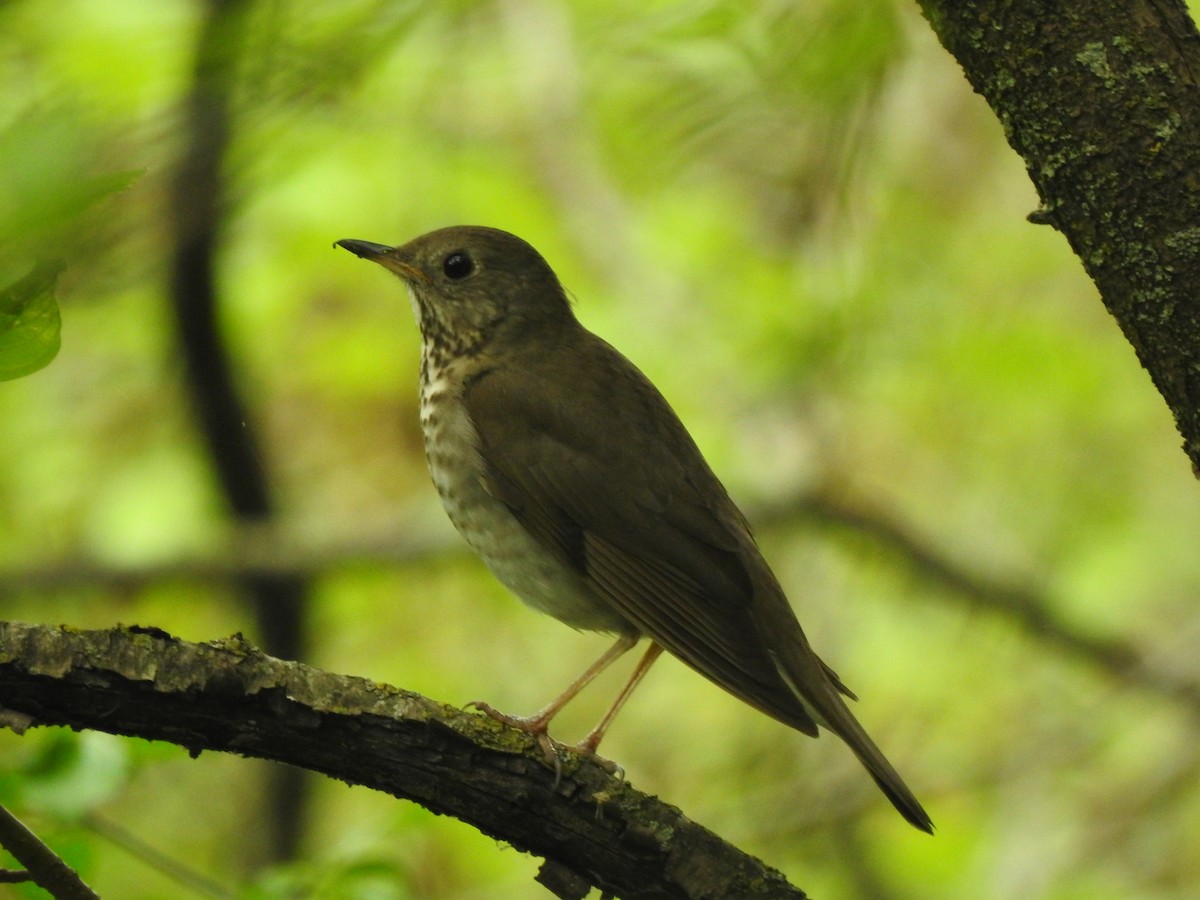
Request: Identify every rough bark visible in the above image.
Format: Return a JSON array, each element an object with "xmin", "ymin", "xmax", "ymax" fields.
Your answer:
[
  {"xmin": 0, "ymin": 622, "xmax": 806, "ymax": 900},
  {"xmin": 916, "ymin": 0, "xmax": 1200, "ymax": 473},
  {"xmin": 0, "ymin": 803, "xmax": 98, "ymax": 899}
]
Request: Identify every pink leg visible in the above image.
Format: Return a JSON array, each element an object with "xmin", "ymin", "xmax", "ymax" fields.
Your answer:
[
  {"xmin": 577, "ymin": 642, "xmax": 664, "ymax": 754},
  {"xmin": 470, "ymin": 633, "xmax": 638, "ymax": 735}
]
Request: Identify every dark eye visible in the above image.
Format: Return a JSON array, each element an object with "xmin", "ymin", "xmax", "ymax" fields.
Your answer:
[{"xmin": 442, "ymin": 251, "xmax": 475, "ymax": 280}]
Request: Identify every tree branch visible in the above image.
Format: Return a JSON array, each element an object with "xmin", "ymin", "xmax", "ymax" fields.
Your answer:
[
  {"xmin": 915, "ymin": 0, "xmax": 1200, "ymax": 472},
  {"xmin": 168, "ymin": 0, "xmax": 312, "ymax": 858},
  {"xmin": 0, "ymin": 802, "xmax": 98, "ymax": 900},
  {"xmin": 778, "ymin": 489, "xmax": 1200, "ymax": 713},
  {"xmin": 0, "ymin": 622, "xmax": 806, "ymax": 900},
  {"xmin": 5, "ymin": 476, "xmax": 1198, "ymax": 716}
]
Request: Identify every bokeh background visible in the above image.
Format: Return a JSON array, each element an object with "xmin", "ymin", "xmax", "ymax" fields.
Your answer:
[{"xmin": 3, "ymin": 0, "xmax": 1200, "ymax": 897}]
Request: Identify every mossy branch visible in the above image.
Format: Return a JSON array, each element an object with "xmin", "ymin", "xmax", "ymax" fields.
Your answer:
[{"xmin": 0, "ymin": 621, "xmax": 805, "ymax": 900}]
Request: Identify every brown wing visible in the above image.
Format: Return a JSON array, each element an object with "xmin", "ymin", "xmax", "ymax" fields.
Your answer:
[
  {"xmin": 465, "ymin": 330, "xmax": 934, "ymax": 832},
  {"xmin": 462, "ymin": 331, "xmax": 820, "ymax": 735}
]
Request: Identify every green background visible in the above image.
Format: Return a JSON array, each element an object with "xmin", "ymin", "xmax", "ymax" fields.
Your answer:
[{"xmin": 2, "ymin": 0, "xmax": 1199, "ymax": 897}]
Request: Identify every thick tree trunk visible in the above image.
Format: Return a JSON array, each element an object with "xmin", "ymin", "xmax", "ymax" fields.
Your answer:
[{"xmin": 917, "ymin": 0, "xmax": 1200, "ymax": 473}]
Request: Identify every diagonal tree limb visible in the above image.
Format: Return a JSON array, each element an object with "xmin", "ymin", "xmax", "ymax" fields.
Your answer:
[
  {"xmin": 914, "ymin": 0, "xmax": 1200, "ymax": 473},
  {"xmin": 0, "ymin": 622, "xmax": 807, "ymax": 900},
  {"xmin": 3, "ymin": 473, "xmax": 1198, "ymax": 717},
  {"xmin": 0, "ymin": 802, "xmax": 98, "ymax": 900},
  {"xmin": 784, "ymin": 488, "xmax": 1200, "ymax": 713}
]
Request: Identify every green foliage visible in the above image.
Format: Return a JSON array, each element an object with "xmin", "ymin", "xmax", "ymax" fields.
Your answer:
[
  {"xmin": 0, "ymin": 100, "xmax": 140, "ymax": 379},
  {"xmin": 3, "ymin": 731, "xmax": 130, "ymax": 818},
  {"xmin": 1, "ymin": 0, "xmax": 1198, "ymax": 897},
  {"xmin": 0, "ymin": 261, "xmax": 62, "ymax": 379}
]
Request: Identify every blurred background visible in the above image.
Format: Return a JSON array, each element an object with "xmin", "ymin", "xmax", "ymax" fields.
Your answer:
[{"xmin": 3, "ymin": 0, "xmax": 1200, "ymax": 897}]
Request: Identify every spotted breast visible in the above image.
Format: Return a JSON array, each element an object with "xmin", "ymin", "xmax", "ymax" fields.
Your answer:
[{"xmin": 418, "ymin": 349, "xmax": 630, "ymax": 633}]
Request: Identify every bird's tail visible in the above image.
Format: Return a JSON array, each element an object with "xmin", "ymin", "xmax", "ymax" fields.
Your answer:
[{"xmin": 769, "ymin": 646, "xmax": 934, "ymax": 834}]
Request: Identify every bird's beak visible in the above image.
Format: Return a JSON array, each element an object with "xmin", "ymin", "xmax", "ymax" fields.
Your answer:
[{"xmin": 335, "ymin": 239, "xmax": 427, "ymax": 283}]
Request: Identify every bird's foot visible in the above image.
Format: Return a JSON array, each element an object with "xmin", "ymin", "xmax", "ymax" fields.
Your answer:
[
  {"xmin": 573, "ymin": 743, "xmax": 624, "ymax": 781},
  {"xmin": 466, "ymin": 700, "xmax": 550, "ymax": 734},
  {"xmin": 466, "ymin": 701, "xmax": 624, "ymax": 783},
  {"xmin": 466, "ymin": 700, "xmax": 565, "ymax": 775},
  {"xmin": 570, "ymin": 733, "xmax": 624, "ymax": 779}
]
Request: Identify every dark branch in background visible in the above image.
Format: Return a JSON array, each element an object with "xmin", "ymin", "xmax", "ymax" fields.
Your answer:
[
  {"xmin": 783, "ymin": 489, "xmax": 1200, "ymax": 712},
  {"xmin": 6, "ymin": 485, "xmax": 1196, "ymax": 714},
  {"xmin": 82, "ymin": 814, "xmax": 232, "ymax": 899},
  {"xmin": 915, "ymin": 0, "xmax": 1200, "ymax": 473},
  {"xmin": 0, "ymin": 802, "xmax": 98, "ymax": 899},
  {"xmin": 0, "ymin": 623, "xmax": 807, "ymax": 900},
  {"xmin": 167, "ymin": 0, "xmax": 311, "ymax": 862}
]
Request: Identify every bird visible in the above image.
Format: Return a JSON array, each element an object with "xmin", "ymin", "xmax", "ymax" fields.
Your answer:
[{"xmin": 336, "ymin": 226, "xmax": 933, "ymax": 833}]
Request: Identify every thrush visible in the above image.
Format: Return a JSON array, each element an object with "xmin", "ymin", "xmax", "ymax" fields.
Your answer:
[{"xmin": 337, "ymin": 226, "xmax": 933, "ymax": 833}]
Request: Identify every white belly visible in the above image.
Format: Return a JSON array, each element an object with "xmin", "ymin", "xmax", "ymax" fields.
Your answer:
[{"xmin": 420, "ymin": 365, "xmax": 628, "ymax": 633}]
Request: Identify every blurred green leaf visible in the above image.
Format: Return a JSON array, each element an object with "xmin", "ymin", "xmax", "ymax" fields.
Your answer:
[
  {"xmin": 0, "ymin": 102, "xmax": 142, "ymax": 380},
  {"xmin": 0, "ymin": 260, "xmax": 63, "ymax": 380},
  {"xmin": 247, "ymin": 856, "xmax": 411, "ymax": 900},
  {"xmin": 7, "ymin": 731, "xmax": 130, "ymax": 818},
  {"xmin": 0, "ymin": 106, "xmax": 142, "ymax": 253}
]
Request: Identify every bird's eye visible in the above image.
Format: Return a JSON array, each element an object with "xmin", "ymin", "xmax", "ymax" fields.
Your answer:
[{"xmin": 442, "ymin": 251, "xmax": 475, "ymax": 280}]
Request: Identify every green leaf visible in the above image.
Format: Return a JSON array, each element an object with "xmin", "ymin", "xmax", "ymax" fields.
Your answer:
[{"xmin": 0, "ymin": 260, "xmax": 65, "ymax": 380}]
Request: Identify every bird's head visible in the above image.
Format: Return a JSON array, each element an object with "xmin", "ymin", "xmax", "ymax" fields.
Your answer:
[{"xmin": 337, "ymin": 225, "xmax": 575, "ymax": 358}]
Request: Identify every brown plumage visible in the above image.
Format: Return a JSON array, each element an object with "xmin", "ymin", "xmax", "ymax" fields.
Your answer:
[{"xmin": 337, "ymin": 226, "xmax": 933, "ymax": 833}]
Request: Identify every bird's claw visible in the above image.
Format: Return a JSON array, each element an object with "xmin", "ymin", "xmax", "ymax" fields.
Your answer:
[
  {"xmin": 466, "ymin": 699, "xmax": 540, "ymax": 730},
  {"xmin": 580, "ymin": 752, "xmax": 624, "ymax": 782},
  {"xmin": 466, "ymin": 700, "xmax": 564, "ymax": 772},
  {"xmin": 465, "ymin": 701, "xmax": 624, "ymax": 786}
]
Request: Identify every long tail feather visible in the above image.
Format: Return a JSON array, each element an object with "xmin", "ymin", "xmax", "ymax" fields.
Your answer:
[{"xmin": 769, "ymin": 648, "xmax": 933, "ymax": 833}]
